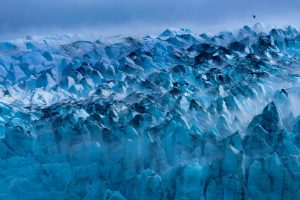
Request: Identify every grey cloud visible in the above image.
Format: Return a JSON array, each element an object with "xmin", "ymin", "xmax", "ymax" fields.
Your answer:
[{"xmin": 0, "ymin": 0, "xmax": 300, "ymax": 39}]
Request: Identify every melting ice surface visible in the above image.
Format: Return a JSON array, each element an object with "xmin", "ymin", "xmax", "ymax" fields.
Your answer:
[{"xmin": 1, "ymin": 25, "xmax": 300, "ymax": 199}]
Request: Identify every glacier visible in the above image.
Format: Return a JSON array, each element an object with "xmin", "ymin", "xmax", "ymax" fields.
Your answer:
[{"xmin": 1, "ymin": 25, "xmax": 300, "ymax": 199}]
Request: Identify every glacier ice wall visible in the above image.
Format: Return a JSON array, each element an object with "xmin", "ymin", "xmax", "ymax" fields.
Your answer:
[{"xmin": 1, "ymin": 26, "xmax": 300, "ymax": 199}]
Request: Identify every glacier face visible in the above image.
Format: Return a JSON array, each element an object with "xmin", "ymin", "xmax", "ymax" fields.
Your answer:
[{"xmin": 1, "ymin": 26, "xmax": 300, "ymax": 199}]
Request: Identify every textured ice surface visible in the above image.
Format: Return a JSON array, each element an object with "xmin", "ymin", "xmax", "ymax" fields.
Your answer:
[{"xmin": 1, "ymin": 25, "xmax": 300, "ymax": 199}]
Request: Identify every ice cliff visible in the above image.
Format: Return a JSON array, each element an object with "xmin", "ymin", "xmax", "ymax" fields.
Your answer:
[{"xmin": 1, "ymin": 25, "xmax": 300, "ymax": 199}]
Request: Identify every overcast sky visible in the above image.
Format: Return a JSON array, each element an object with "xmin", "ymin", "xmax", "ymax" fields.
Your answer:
[{"xmin": 1, "ymin": 0, "xmax": 300, "ymax": 39}]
